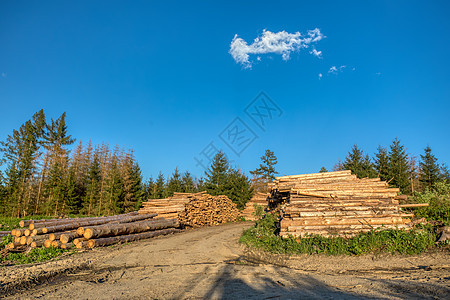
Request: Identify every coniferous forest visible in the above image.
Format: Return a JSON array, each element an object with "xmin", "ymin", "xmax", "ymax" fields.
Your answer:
[{"xmin": 0, "ymin": 110, "xmax": 448, "ymax": 218}]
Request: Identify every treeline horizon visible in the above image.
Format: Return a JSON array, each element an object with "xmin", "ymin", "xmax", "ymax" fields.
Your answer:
[{"xmin": 0, "ymin": 110, "xmax": 448, "ymax": 218}]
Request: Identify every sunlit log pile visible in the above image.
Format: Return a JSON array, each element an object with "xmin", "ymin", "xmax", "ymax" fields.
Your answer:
[
  {"xmin": 241, "ymin": 192, "xmax": 270, "ymax": 221},
  {"xmin": 3, "ymin": 212, "xmax": 180, "ymax": 251},
  {"xmin": 139, "ymin": 191, "xmax": 240, "ymax": 226},
  {"xmin": 269, "ymin": 170, "xmax": 426, "ymax": 238}
]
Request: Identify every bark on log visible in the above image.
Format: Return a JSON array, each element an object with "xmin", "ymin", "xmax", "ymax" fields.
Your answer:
[
  {"xmin": 27, "ymin": 211, "xmax": 138, "ymax": 230},
  {"xmin": 83, "ymin": 218, "xmax": 179, "ymax": 239},
  {"xmin": 41, "ymin": 213, "xmax": 156, "ymax": 234},
  {"xmin": 60, "ymin": 232, "xmax": 81, "ymax": 244},
  {"xmin": 87, "ymin": 228, "xmax": 180, "ymax": 248}
]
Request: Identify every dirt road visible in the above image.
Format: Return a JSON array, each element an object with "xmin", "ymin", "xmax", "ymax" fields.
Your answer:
[{"xmin": 1, "ymin": 222, "xmax": 449, "ymax": 299}]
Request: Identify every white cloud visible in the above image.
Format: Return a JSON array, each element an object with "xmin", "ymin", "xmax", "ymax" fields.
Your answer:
[
  {"xmin": 328, "ymin": 65, "xmax": 346, "ymax": 74},
  {"xmin": 318, "ymin": 73, "xmax": 323, "ymax": 79},
  {"xmin": 229, "ymin": 29, "xmax": 325, "ymax": 68}
]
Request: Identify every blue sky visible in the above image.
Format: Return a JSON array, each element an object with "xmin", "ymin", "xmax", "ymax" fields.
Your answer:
[{"xmin": 1, "ymin": 1, "xmax": 449, "ymax": 180}]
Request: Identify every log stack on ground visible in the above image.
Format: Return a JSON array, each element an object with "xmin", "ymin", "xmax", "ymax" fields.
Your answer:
[
  {"xmin": 138, "ymin": 191, "xmax": 207, "ymax": 219},
  {"xmin": 2, "ymin": 211, "xmax": 180, "ymax": 252},
  {"xmin": 269, "ymin": 170, "xmax": 426, "ymax": 238},
  {"xmin": 241, "ymin": 192, "xmax": 269, "ymax": 221},
  {"xmin": 139, "ymin": 191, "xmax": 240, "ymax": 226},
  {"xmin": 178, "ymin": 194, "xmax": 239, "ymax": 226}
]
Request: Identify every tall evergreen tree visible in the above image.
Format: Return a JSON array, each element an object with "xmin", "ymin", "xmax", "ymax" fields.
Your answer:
[
  {"xmin": 386, "ymin": 138, "xmax": 411, "ymax": 193},
  {"xmin": 250, "ymin": 149, "xmax": 278, "ymax": 181},
  {"xmin": 205, "ymin": 151, "xmax": 230, "ymax": 195},
  {"xmin": 83, "ymin": 152, "xmax": 101, "ymax": 215},
  {"xmin": 181, "ymin": 171, "xmax": 196, "ymax": 193},
  {"xmin": 374, "ymin": 145, "xmax": 390, "ymax": 181},
  {"xmin": 166, "ymin": 167, "xmax": 182, "ymax": 196},
  {"xmin": 146, "ymin": 176, "xmax": 156, "ymax": 199},
  {"xmin": 154, "ymin": 172, "xmax": 166, "ymax": 199},
  {"xmin": 343, "ymin": 145, "xmax": 376, "ymax": 178},
  {"xmin": 225, "ymin": 168, "xmax": 253, "ymax": 209},
  {"xmin": 420, "ymin": 146, "xmax": 440, "ymax": 190},
  {"xmin": 440, "ymin": 163, "xmax": 450, "ymax": 183}
]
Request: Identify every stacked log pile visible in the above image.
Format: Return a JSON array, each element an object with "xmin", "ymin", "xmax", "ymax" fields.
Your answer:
[
  {"xmin": 139, "ymin": 191, "xmax": 240, "ymax": 226},
  {"xmin": 270, "ymin": 170, "xmax": 421, "ymax": 238},
  {"xmin": 2, "ymin": 212, "xmax": 180, "ymax": 252},
  {"xmin": 178, "ymin": 194, "xmax": 239, "ymax": 226},
  {"xmin": 241, "ymin": 192, "xmax": 269, "ymax": 221},
  {"xmin": 138, "ymin": 191, "xmax": 206, "ymax": 219}
]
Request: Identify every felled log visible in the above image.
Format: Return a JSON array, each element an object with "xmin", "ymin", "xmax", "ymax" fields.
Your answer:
[
  {"xmin": 61, "ymin": 243, "xmax": 73, "ymax": 249},
  {"xmin": 83, "ymin": 218, "xmax": 179, "ymax": 239},
  {"xmin": 41, "ymin": 213, "xmax": 157, "ymax": 234},
  {"xmin": 87, "ymin": 228, "xmax": 181, "ymax": 248},
  {"xmin": 60, "ymin": 232, "xmax": 81, "ymax": 244},
  {"xmin": 27, "ymin": 211, "xmax": 140, "ymax": 230}
]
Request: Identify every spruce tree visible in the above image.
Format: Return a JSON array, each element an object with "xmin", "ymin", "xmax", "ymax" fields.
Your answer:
[
  {"xmin": 146, "ymin": 176, "xmax": 156, "ymax": 199},
  {"xmin": 319, "ymin": 167, "xmax": 328, "ymax": 173},
  {"xmin": 225, "ymin": 168, "xmax": 253, "ymax": 209},
  {"xmin": 420, "ymin": 146, "xmax": 440, "ymax": 190},
  {"xmin": 167, "ymin": 167, "xmax": 182, "ymax": 196},
  {"xmin": 83, "ymin": 152, "xmax": 101, "ymax": 215},
  {"xmin": 181, "ymin": 171, "xmax": 196, "ymax": 193},
  {"xmin": 386, "ymin": 138, "xmax": 411, "ymax": 193},
  {"xmin": 205, "ymin": 151, "xmax": 230, "ymax": 195},
  {"xmin": 155, "ymin": 172, "xmax": 166, "ymax": 199},
  {"xmin": 440, "ymin": 164, "xmax": 450, "ymax": 183},
  {"xmin": 250, "ymin": 149, "xmax": 278, "ymax": 181},
  {"xmin": 374, "ymin": 146, "xmax": 389, "ymax": 181},
  {"xmin": 343, "ymin": 145, "xmax": 376, "ymax": 178}
]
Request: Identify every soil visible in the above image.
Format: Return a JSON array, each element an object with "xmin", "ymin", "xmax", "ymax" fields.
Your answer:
[{"xmin": 1, "ymin": 222, "xmax": 449, "ymax": 299}]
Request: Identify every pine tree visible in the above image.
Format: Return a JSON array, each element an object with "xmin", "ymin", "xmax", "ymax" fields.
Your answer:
[
  {"xmin": 205, "ymin": 151, "xmax": 230, "ymax": 195},
  {"xmin": 343, "ymin": 145, "xmax": 376, "ymax": 178},
  {"xmin": 181, "ymin": 171, "xmax": 196, "ymax": 193},
  {"xmin": 332, "ymin": 158, "xmax": 344, "ymax": 171},
  {"xmin": 250, "ymin": 149, "xmax": 278, "ymax": 181},
  {"xmin": 167, "ymin": 167, "xmax": 182, "ymax": 196},
  {"xmin": 420, "ymin": 146, "xmax": 440, "ymax": 190},
  {"xmin": 386, "ymin": 138, "xmax": 411, "ymax": 194},
  {"xmin": 374, "ymin": 146, "xmax": 390, "ymax": 181},
  {"xmin": 319, "ymin": 167, "xmax": 328, "ymax": 173}
]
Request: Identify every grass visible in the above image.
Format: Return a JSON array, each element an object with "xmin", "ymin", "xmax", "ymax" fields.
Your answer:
[
  {"xmin": 240, "ymin": 208, "xmax": 441, "ymax": 256},
  {"xmin": 3, "ymin": 246, "xmax": 69, "ymax": 265}
]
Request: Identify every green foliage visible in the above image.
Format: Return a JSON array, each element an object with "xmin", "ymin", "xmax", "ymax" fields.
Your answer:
[
  {"xmin": 240, "ymin": 212, "xmax": 437, "ymax": 256},
  {"xmin": 387, "ymin": 138, "xmax": 411, "ymax": 194},
  {"xmin": 420, "ymin": 146, "xmax": 441, "ymax": 190},
  {"xmin": 250, "ymin": 149, "xmax": 279, "ymax": 181},
  {"xmin": 343, "ymin": 145, "xmax": 377, "ymax": 179},
  {"xmin": 0, "ymin": 234, "xmax": 14, "ymax": 248},
  {"xmin": 319, "ymin": 167, "xmax": 328, "ymax": 173},
  {"xmin": 3, "ymin": 247, "xmax": 67, "ymax": 265},
  {"xmin": 374, "ymin": 145, "xmax": 390, "ymax": 182},
  {"xmin": 205, "ymin": 151, "xmax": 230, "ymax": 195},
  {"xmin": 205, "ymin": 151, "xmax": 253, "ymax": 209},
  {"xmin": 166, "ymin": 167, "xmax": 182, "ymax": 196},
  {"xmin": 225, "ymin": 169, "xmax": 253, "ymax": 210},
  {"xmin": 413, "ymin": 182, "xmax": 450, "ymax": 225}
]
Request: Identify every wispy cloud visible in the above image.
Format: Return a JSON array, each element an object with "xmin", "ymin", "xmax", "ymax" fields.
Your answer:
[
  {"xmin": 229, "ymin": 29, "xmax": 325, "ymax": 68},
  {"xmin": 1, "ymin": 72, "xmax": 6, "ymax": 78},
  {"xmin": 318, "ymin": 73, "xmax": 323, "ymax": 80},
  {"xmin": 328, "ymin": 65, "xmax": 346, "ymax": 74}
]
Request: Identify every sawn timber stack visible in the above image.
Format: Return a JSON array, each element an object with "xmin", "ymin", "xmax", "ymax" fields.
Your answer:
[
  {"xmin": 241, "ymin": 192, "xmax": 269, "ymax": 221},
  {"xmin": 270, "ymin": 170, "xmax": 415, "ymax": 238}
]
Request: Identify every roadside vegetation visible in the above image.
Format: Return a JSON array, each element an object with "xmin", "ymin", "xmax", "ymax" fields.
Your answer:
[{"xmin": 240, "ymin": 206, "xmax": 444, "ymax": 255}]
